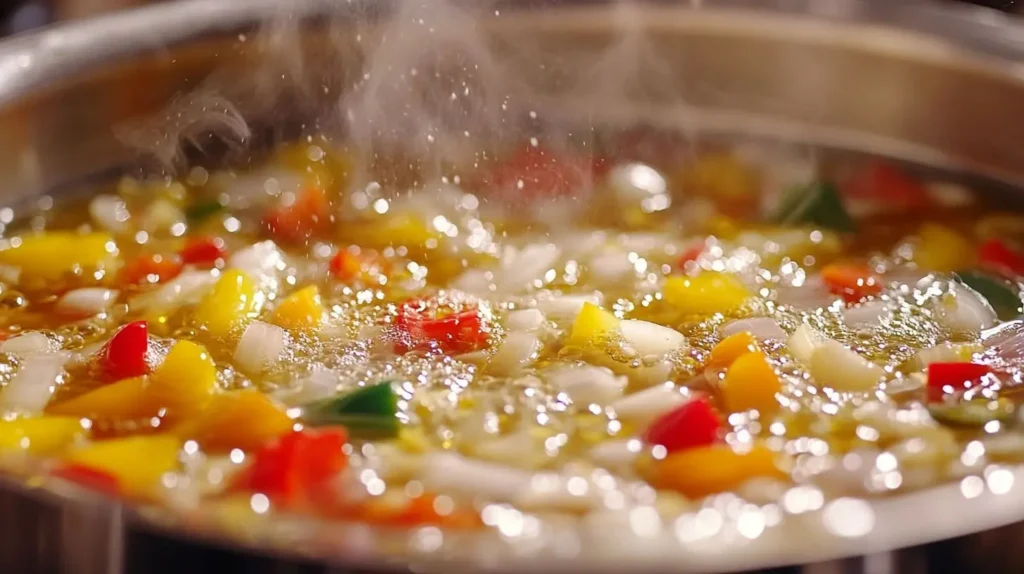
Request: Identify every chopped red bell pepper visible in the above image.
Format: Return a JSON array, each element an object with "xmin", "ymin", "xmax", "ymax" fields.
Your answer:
[
  {"xmin": 95, "ymin": 321, "xmax": 150, "ymax": 381},
  {"xmin": 263, "ymin": 186, "xmax": 330, "ymax": 244},
  {"xmin": 843, "ymin": 161, "xmax": 931, "ymax": 213},
  {"xmin": 926, "ymin": 362, "xmax": 994, "ymax": 403},
  {"xmin": 51, "ymin": 463, "xmax": 121, "ymax": 496},
  {"xmin": 978, "ymin": 238, "xmax": 1024, "ymax": 279},
  {"xmin": 676, "ymin": 244, "xmax": 705, "ymax": 270},
  {"xmin": 821, "ymin": 263, "xmax": 882, "ymax": 303},
  {"xmin": 329, "ymin": 249, "xmax": 370, "ymax": 282},
  {"xmin": 179, "ymin": 236, "xmax": 227, "ymax": 267},
  {"xmin": 393, "ymin": 299, "xmax": 490, "ymax": 355},
  {"xmin": 235, "ymin": 427, "xmax": 348, "ymax": 506},
  {"xmin": 118, "ymin": 254, "xmax": 183, "ymax": 286},
  {"xmin": 642, "ymin": 396, "xmax": 723, "ymax": 454},
  {"xmin": 485, "ymin": 145, "xmax": 600, "ymax": 201}
]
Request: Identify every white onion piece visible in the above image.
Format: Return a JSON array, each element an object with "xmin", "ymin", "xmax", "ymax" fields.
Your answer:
[
  {"xmin": 1, "ymin": 332, "xmax": 57, "ymax": 355},
  {"xmin": 506, "ymin": 309, "xmax": 546, "ymax": 332},
  {"xmin": 788, "ymin": 323, "xmax": 828, "ymax": 365},
  {"xmin": 933, "ymin": 283, "xmax": 997, "ymax": 335},
  {"xmin": 420, "ymin": 452, "xmax": 533, "ymax": 502},
  {"xmin": 473, "ymin": 428, "xmax": 544, "ymax": 469},
  {"xmin": 589, "ymin": 438, "xmax": 643, "ymax": 469},
  {"xmin": 276, "ymin": 367, "xmax": 340, "ymax": 406},
  {"xmin": 534, "ymin": 292, "xmax": 602, "ymax": 321},
  {"xmin": 610, "ymin": 382, "xmax": 688, "ymax": 422},
  {"xmin": 983, "ymin": 320, "xmax": 1024, "ymax": 362},
  {"xmin": 548, "ymin": 365, "xmax": 627, "ymax": 405},
  {"xmin": 130, "ymin": 269, "xmax": 217, "ymax": 311},
  {"xmin": 587, "ymin": 250, "xmax": 635, "ymax": 284},
  {"xmin": 57, "ymin": 288, "xmax": 119, "ymax": 316},
  {"xmin": 721, "ymin": 317, "xmax": 786, "ymax": 340},
  {"xmin": 89, "ymin": 194, "xmax": 130, "ymax": 233},
  {"xmin": 488, "ymin": 332, "xmax": 542, "ymax": 377},
  {"xmin": 775, "ymin": 274, "xmax": 838, "ymax": 310},
  {"xmin": 233, "ymin": 320, "xmax": 286, "ymax": 375},
  {"xmin": 1, "ymin": 352, "xmax": 71, "ymax": 413},
  {"xmin": 911, "ymin": 342, "xmax": 979, "ymax": 369},
  {"xmin": 619, "ymin": 320, "xmax": 685, "ymax": 357},
  {"xmin": 227, "ymin": 240, "xmax": 284, "ymax": 282},
  {"xmin": 809, "ymin": 340, "xmax": 884, "ymax": 392},
  {"xmin": 497, "ymin": 243, "xmax": 561, "ymax": 291},
  {"xmin": 842, "ymin": 300, "xmax": 889, "ymax": 328}
]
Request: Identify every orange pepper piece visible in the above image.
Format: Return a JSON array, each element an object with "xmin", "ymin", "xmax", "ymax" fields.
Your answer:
[{"xmin": 643, "ymin": 443, "xmax": 785, "ymax": 499}]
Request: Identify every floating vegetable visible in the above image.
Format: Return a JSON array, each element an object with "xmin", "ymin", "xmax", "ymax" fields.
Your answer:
[
  {"xmin": 302, "ymin": 383, "xmax": 399, "ymax": 438},
  {"xmin": 642, "ymin": 443, "xmax": 784, "ymax": 499},
  {"xmin": 926, "ymin": 362, "xmax": 994, "ymax": 403},
  {"xmin": 394, "ymin": 299, "xmax": 490, "ymax": 355},
  {"xmin": 773, "ymin": 182, "xmax": 854, "ymax": 233},
  {"xmin": 642, "ymin": 397, "xmax": 723, "ymax": 454},
  {"xmin": 62, "ymin": 435, "xmax": 181, "ymax": 497},
  {"xmin": 233, "ymin": 427, "xmax": 348, "ymax": 506},
  {"xmin": 821, "ymin": 262, "xmax": 882, "ymax": 303},
  {"xmin": 94, "ymin": 321, "xmax": 150, "ymax": 381},
  {"xmin": 663, "ymin": 272, "xmax": 752, "ymax": 316},
  {"xmin": 179, "ymin": 236, "xmax": 227, "ymax": 267},
  {"xmin": 954, "ymin": 271, "xmax": 1022, "ymax": 321},
  {"xmin": 0, "ymin": 232, "xmax": 116, "ymax": 282}
]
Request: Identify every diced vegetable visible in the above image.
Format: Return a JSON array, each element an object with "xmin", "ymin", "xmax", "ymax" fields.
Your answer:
[
  {"xmin": 506, "ymin": 309, "xmax": 546, "ymax": 332},
  {"xmin": 394, "ymin": 299, "xmax": 490, "ymax": 355},
  {"xmin": 809, "ymin": 340, "xmax": 884, "ymax": 392},
  {"xmin": 954, "ymin": 271, "xmax": 1022, "ymax": 321},
  {"xmin": 184, "ymin": 198, "xmax": 225, "ymax": 224},
  {"xmin": 89, "ymin": 195, "xmax": 130, "ymax": 234},
  {"xmin": 821, "ymin": 263, "xmax": 882, "ymax": 303},
  {"xmin": 642, "ymin": 444, "xmax": 784, "ymax": 499},
  {"xmin": 485, "ymin": 145, "xmax": 595, "ymax": 199},
  {"xmin": 843, "ymin": 161, "xmax": 930, "ymax": 215},
  {"xmin": 179, "ymin": 236, "xmax": 227, "ymax": 267},
  {"xmin": 0, "ymin": 416, "xmax": 86, "ymax": 455},
  {"xmin": 56, "ymin": 288, "xmax": 120, "ymax": 317},
  {"xmin": 302, "ymin": 383, "xmax": 399, "ymax": 438},
  {"xmin": 548, "ymin": 365, "xmax": 627, "ymax": 406},
  {"xmin": 233, "ymin": 320, "xmax": 287, "ymax": 375},
  {"xmin": 173, "ymin": 391, "xmax": 294, "ymax": 453},
  {"xmin": 610, "ymin": 383, "xmax": 688, "ymax": 422},
  {"xmin": 50, "ymin": 463, "xmax": 121, "ymax": 496},
  {"xmin": 773, "ymin": 182, "xmax": 854, "ymax": 233},
  {"xmin": 928, "ymin": 398, "xmax": 1014, "ymax": 428},
  {"xmin": 721, "ymin": 318, "xmax": 785, "ymax": 341},
  {"xmin": 663, "ymin": 272, "xmax": 752, "ymax": 316},
  {"xmin": 788, "ymin": 323, "xmax": 827, "ymax": 365},
  {"xmin": 642, "ymin": 397, "xmax": 723, "ymax": 454},
  {"xmin": 95, "ymin": 321, "xmax": 150, "ymax": 381},
  {"xmin": 118, "ymin": 254, "xmax": 183, "ymax": 286},
  {"xmin": 721, "ymin": 352, "xmax": 782, "ymax": 415},
  {"xmin": 63, "ymin": 435, "xmax": 181, "ymax": 497},
  {"xmin": 0, "ymin": 232, "xmax": 116, "ymax": 282},
  {"xmin": 488, "ymin": 331, "xmax": 542, "ymax": 376},
  {"xmin": 680, "ymin": 153, "xmax": 759, "ymax": 217},
  {"xmin": 915, "ymin": 224, "xmax": 974, "ymax": 272},
  {"xmin": 926, "ymin": 362, "xmax": 994, "ymax": 403},
  {"xmin": 193, "ymin": 269, "xmax": 262, "ymax": 341},
  {"xmin": 350, "ymin": 492, "xmax": 481, "ymax": 528},
  {"xmin": 329, "ymin": 249, "xmax": 373, "ymax": 282},
  {"xmin": 1, "ymin": 332, "xmax": 56, "ymax": 355},
  {"xmin": 567, "ymin": 302, "xmax": 620, "ymax": 348},
  {"xmin": 270, "ymin": 285, "xmax": 325, "ymax": 333},
  {"xmin": 619, "ymin": 320, "xmax": 686, "ymax": 356},
  {"xmin": 675, "ymin": 243, "xmax": 705, "ymax": 270},
  {"xmin": 263, "ymin": 186, "xmax": 330, "ymax": 244},
  {"xmin": 707, "ymin": 332, "xmax": 759, "ymax": 371},
  {"xmin": 233, "ymin": 427, "xmax": 348, "ymax": 506},
  {"xmin": 909, "ymin": 342, "xmax": 982, "ymax": 371},
  {"xmin": 1, "ymin": 353, "xmax": 71, "ymax": 414},
  {"xmin": 47, "ymin": 376, "xmax": 153, "ymax": 421},
  {"xmin": 977, "ymin": 238, "xmax": 1024, "ymax": 279},
  {"xmin": 146, "ymin": 340, "xmax": 218, "ymax": 421}
]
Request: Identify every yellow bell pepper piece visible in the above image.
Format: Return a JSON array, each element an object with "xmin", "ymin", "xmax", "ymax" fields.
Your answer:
[
  {"xmin": 193, "ymin": 269, "xmax": 261, "ymax": 341},
  {"xmin": 707, "ymin": 332, "xmax": 759, "ymax": 371},
  {"xmin": 147, "ymin": 340, "xmax": 218, "ymax": 422},
  {"xmin": 915, "ymin": 223, "xmax": 975, "ymax": 272},
  {"xmin": 568, "ymin": 302, "xmax": 620, "ymax": 348},
  {"xmin": 47, "ymin": 377, "xmax": 154, "ymax": 421},
  {"xmin": 0, "ymin": 232, "xmax": 116, "ymax": 282},
  {"xmin": 721, "ymin": 351, "xmax": 782, "ymax": 416},
  {"xmin": 663, "ymin": 272, "xmax": 752, "ymax": 316},
  {"xmin": 172, "ymin": 391, "xmax": 293, "ymax": 453},
  {"xmin": 271, "ymin": 285, "xmax": 324, "ymax": 333},
  {"xmin": 0, "ymin": 417, "xmax": 86, "ymax": 455},
  {"xmin": 642, "ymin": 443, "xmax": 784, "ymax": 499},
  {"xmin": 64, "ymin": 435, "xmax": 182, "ymax": 496}
]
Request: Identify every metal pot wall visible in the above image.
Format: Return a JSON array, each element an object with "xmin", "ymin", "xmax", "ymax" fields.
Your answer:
[{"xmin": 2, "ymin": 0, "xmax": 1024, "ymax": 572}]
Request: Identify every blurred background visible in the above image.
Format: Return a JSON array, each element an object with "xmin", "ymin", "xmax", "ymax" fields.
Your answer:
[{"xmin": 0, "ymin": 0, "xmax": 1020, "ymax": 36}]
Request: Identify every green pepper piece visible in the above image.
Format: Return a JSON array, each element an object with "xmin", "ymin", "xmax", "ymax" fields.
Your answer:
[
  {"xmin": 773, "ymin": 182, "xmax": 856, "ymax": 233},
  {"xmin": 954, "ymin": 270, "xmax": 1023, "ymax": 321},
  {"xmin": 302, "ymin": 382, "xmax": 400, "ymax": 438},
  {"xmin": 928, "ymin": 398, "xmax": 1015, "ymax": 428},
  {"xmin": 185, "ymin": 199, "xmax": 225, "ymax": 224}
]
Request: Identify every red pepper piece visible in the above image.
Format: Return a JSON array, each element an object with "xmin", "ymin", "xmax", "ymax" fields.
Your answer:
[
  {"xmin": 118, "ymin": 254, "xmax": 183, "ymax": 286},
  {"xmin": 676, "ymin": 244, "xmax": 705, "ymax": 270},
  {"xmin": 926, "ymin": 362, "xmax": 994, "ymax": 403},
  {"xmin": 393, "ymin": 299, "xmax": 490, "ymax": 355},
  {"xmin": 822, "ymin": 263, "xmax": 882, "ymax": 304},
  {"xmin": 180, "ymin": 236, "xmax": 227, "ymax": 267},
  {"xmin": 844, "ymin": 161, "xmax": 931, "ymax": 213},
  {"xmin": 329, "ymin": 249, "xmax": 366, "ymax": 282},
  {"xmin": 642, "ymin": 396, "xmax": 724, "ymax": 454},
  {"xmin": 263, "ymin": 186, "xmax": 330, "ymax": 245},
  {"xmin": 485, "ymin": 146, "xmax": 598, "ymax": 201},
  {"xmin": 978, "ymin": 238, "xmax": 1024, "ymax": 279},
  {"xmin": 51, "ymin": 463, "xmax": 121, "ymax": 496},
  {"xmin": 235, "ymin": 427, "xmax": 348, "ymax": 506},
  {"xmin": 95, "ymin": 321, "xmax": 150, "ymax": 381}
]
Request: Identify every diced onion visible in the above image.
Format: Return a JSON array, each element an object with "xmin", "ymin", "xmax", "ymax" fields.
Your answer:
[
  {"xmin": 842, "ymin": 300, "xmax": 889, "ymax": 328},
  {"xmin": 610, "ymin": 382, "xmax": 688, "ymax": 422},
  {"xmin": 130, "ymin": 269, "xmax": 217, "ymax": 311},
  {"xmin": 276, "ymin": 367, "xmax": 340, "ymax": 406},
  {"xmin": 488, "ymin": 332, "xmax": 542, "ymax": 377},
  {"xmin": 472, "ymin": 428, "xmax": 545, "ymax": 469},
  {"xmin": 451, "ymin": 269, "xmax": 493, "ymax": 296},
  {"xmin": 56, "ymin": 288, "xmax": 119, "ymax": 316},
  {"xmin": 227, "ymin": 240, "xmax": 284, "ymax": 282},
  {"xmin": 809, "ymin": 340, "xmax": 884, "ymax": 392},
  {"xmin": 788, "ymin": 323, "xmax": 827, "ymax": 365},
  {"xmin": 233, "ymin": 320, "xmax": 286, "ymax": 375},
  {"xmin": 534, "ymin": 292, "xmax": 602, "ymax": 322},
  {"xmin": 506, "ymin": 309, "xmax": 546, "ymax": 332},
  {"xmin": 548, "ymin": 365, "xmax": 627, "ymax": 406},
  {"xmin": 89, "ymin": 194, "xmax": 130, "ymax": 233},
  {"xmin": 1, "ymin": 352, "xmax": 71, "ymax": 414},
  {"xmin": 933, "ymin": 283, "xmax": 997, "ymax": 335},
  {"xmin": 910, "ymin": 342, "xmax": 980, "ymax": 369},
  {"xmin": 983, "ymin": 320, "xmax": 1024, "ymax": 362},
  {"xmin": 497, "ymin": 243, "xmax": 561, "ymax": 291},
  {"xmin": 589, "ymin": 438, "xmax": 642, "ymax": 469},
  {"xmin": 619, "ymin": 319, "xmax": 685, "ymax": 357},
  {"xmin": 1, "ymin": 332, "xmax": 57, "ymax": 355},
  {"xmin": 587, "ymin": 250, "xmax": 636, "ymax": 284},
  {"xmin": 721, "ymin": 317, "xmax": 786, "ymax": 340}
]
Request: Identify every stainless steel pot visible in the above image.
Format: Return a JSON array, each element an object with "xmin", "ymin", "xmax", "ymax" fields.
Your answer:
[{"xmin": 4, "ymin": 1, "xmax": 1024, "ymax": 572}]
